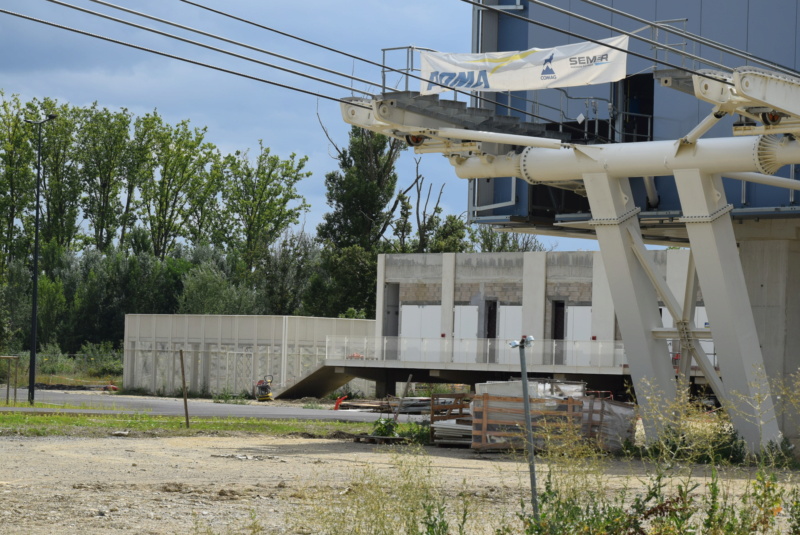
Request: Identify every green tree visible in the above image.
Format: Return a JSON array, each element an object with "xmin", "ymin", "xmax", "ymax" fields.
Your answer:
[
  {"xmin": 76, "ymin": 103, "xmax": 131, "ymax": 252},
  {"xmin": 317, "ymin": 127, "xmax": 405, "ymax": 249},
  {"xmin": 0, "ymin": 92, "xmax": 35, "ymax": 275},
  {"xmin": 470, "ymin": 224, "xmax": 548, "ymax": 252},
  {"xmin": 178, "ymin": 264, "xmax": 256, "ymax": 315},
  {"xmin": 430, "ymin": 214, "xmax": 472, "ymax": 252},
  {"xmin": 30, "ymin": 98, "xmax": 82, "ymax": 250},
  {"xmin": 118, "ymin": 114, "xmax": 158, "ymax": 253},
  {"xmin": 307, "ymin": 127, "xmax": 410, "ymax": 318},
  {"xmin": 137, "ymin": 116, "xmax": 217, "ymax": 259},
  {"xmin": 36, "ymin": 275, "xmax": 66, "ymax": 346},
  {"xmin": 184, "ymin": 152, "xmax": 224, "ymax": 248},
  {"xmin": 254, "ymin": 229, "xmax": 320, "ymax": 315},
  {"xmin": 302, "ymin": 245, "xmax": 377, "ymax": 318},
  {"xmin": 222, "ymin": 142, "xmax": 310, "ymax": 273},
  {"xmin": 1, "ymin": 258, "xmax": 31, "ymax": 351}
]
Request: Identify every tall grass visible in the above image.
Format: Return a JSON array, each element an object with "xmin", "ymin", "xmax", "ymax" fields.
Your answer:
[{"xmin": 295, "ymin": 383, "xmax": 800, "ymax": 534}]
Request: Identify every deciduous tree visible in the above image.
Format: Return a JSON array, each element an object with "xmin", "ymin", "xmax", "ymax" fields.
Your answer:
[
  {"xmin": 137, "ymin": 116, "xmax": 216, "ymax": 259},
  {"xmin": 76, "ymin": 103, "xmax": 131, "ymax": 252},
  {"xmin": 222, "ymin": 142, "xmax": 310, "ymax": 273},
  {"xmin": 0, "ymin": 92, "xmax": 35, "ymax": 274}
]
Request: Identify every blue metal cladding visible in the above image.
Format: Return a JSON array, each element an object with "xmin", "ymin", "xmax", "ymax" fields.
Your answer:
[{"xmin": 488, "ymin": 0, "xmax": 800, "ymax": 217}]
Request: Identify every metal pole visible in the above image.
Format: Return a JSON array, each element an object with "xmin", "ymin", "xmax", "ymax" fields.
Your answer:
[
  {"xmin": 24, "ymin": 115, "xmax": 56, "ymax": 404},
  {"xmin": 517, "ymin": 335, "xmax": 539, "ymax": 521},
  {"xmin": 180, "ymin": 350, "xmax": 190, "ymax": 428},
  {"xmin": 5, "ymin": 358, "xmax": 10, "ymax": 405}
]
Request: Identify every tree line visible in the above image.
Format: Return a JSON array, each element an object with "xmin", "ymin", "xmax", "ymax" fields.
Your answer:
[{"xmin": 0, "ymin": 92, "xmax": 545, "ymax": 354}]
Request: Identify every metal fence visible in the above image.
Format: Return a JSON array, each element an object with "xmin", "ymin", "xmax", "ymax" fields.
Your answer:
[{"xmin": 326, "ymin": 336, "xmax": 627, "ymax": 371}]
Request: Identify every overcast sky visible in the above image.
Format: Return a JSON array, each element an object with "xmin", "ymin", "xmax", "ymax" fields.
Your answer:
[{"xmin": 1, "ymin": 0, "xmax": 599, "ymax": 251}]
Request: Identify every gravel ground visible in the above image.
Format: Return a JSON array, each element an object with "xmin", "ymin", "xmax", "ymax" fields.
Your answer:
[{"xmin": 0, "ymin": 434, "xmax": 534, "ymax": 534}]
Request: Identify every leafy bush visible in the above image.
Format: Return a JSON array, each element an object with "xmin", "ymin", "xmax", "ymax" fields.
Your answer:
[
  {"xmin": 397, "ymin": 421, "xmax": 431, "ymax": 445},
  {"xmin": 372, "ymin": 417, "xmax": 398, "ymax": 437},
  {"xmin": 38, "ymin": 343, "xmax": 76, "ymax": 375},
  {"xmin": 212, "ymin": 389, "xmax": 250, "ymax": 404},
  {"xmin": 76, "ymin": 341, "xmax": 123, "ymax": 378}
]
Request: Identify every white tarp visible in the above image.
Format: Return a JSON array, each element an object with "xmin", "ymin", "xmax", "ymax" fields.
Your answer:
[{"xmin": 420, "ymin": 35, "xmax": 628, "ymax": 95}]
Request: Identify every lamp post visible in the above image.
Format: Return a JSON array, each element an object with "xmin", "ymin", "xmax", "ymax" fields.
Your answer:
[
  {"xmin": 510, "ymin": 335, "xmax": 539, "ymax": 521},
  {"xmin": 25, "ymin": 113, "xmax": 57, "ymax": 405}
]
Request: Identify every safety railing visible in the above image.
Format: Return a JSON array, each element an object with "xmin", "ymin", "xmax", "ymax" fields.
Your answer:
[{"xmin": 326, "ymin": 336, "xmax": 627, "ymax": 370}]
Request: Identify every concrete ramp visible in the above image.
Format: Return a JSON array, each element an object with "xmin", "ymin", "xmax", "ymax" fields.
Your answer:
[{"xmin": 275, "ymin": 365, "xmax": 355, "ymax": 399}]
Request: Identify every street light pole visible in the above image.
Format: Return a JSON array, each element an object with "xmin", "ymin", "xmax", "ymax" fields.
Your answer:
[{"xmin": 25, "ymin": 113, "xmax": 57, "ymax": 405}]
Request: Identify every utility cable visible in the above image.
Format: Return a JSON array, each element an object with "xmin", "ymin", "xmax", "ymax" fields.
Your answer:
[
  {"xmin": 17, "ymin": 1, "xmax": 611, "ymax": 141},
  {"xmin": 0, "ymin": 9, "xmax": 371, "ymax": 109},
  {"xmin": 527, "ymin": 0, "xmax": 732, "ymax": 73},
  {"xmin": 575, "ymin": 0, "xmax": 800, "ymax": 78},
  {"xmin": 81, "ymin": 0, "xmax": 381, "ymax": 92},
  {"xmin": 460, "ymin": 0, "xmax": 734, "ymax": 86},
  {"xmin": 178, "ymin": 0, "xmax": 608, "ymax": 140},
  {"xmin": 43, "ymin": 0, "xmax": 374, "ymax": 98},
  {"xmin": 61, "ymin": 0, "xmax": 560, "ymax": 133}
]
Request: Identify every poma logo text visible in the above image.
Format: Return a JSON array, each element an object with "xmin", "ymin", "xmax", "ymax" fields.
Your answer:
[
  {"xmin": 569, "ymin": 54, "xmax": 610, "ymax": 67},
  {"xmin": 427, "ymin": 70, "xmax": 490, "ymax": 91}
]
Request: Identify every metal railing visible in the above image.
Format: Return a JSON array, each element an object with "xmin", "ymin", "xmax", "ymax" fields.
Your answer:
[{"xmin": 326, "ymin": 336, "xmax": 627, "ymax": 370}]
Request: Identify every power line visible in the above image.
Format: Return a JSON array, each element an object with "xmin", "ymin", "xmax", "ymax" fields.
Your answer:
[
  {"xmin": 48, "ymin": 0, "xmax": 559, "ymax": 135},
  {"xmin": 82, "ymin": 0, "xmax": 381, "ymax": 92},
  {"xmin": 575, "ymin": 0, "xmax": 800, "ymax": 78},
  {"xmin": 44, "ymin": 0, "xmax": 375, "ymax": 98},
  {"xmin": 527, "ymin": 0, "xmax": 732, "ymax": 73},
  {"xmin": 0, "ymin": 8, "xmax": 371, "ymax": 110},
  {"xmin": 177, "ymin": 0, "xmax": 607, "ymax": 139},
  {"xmin": 179, "ymin": 0, "xmax": 397, "ymax": 81},
  {"xmin": 460, "ymin": 0, "xmax": 734, "ymax": 86}
]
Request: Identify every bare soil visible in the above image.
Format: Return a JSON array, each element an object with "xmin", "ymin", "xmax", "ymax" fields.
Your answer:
[{"xmin": 0, "ymin": 434, "xmax": 540, "ymax": 534}]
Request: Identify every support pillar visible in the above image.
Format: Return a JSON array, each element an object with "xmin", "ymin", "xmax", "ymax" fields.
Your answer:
[
  {"xmin": 674, "ymin": 168, "xmax": 781, "ymax": 450},
  {"xmin": 740, "ymin": 239, "xmax": 800, "ymax": 448},
  {"xmin": 582, "ymin": 173, "xmax": 677, "ymax": 440}
]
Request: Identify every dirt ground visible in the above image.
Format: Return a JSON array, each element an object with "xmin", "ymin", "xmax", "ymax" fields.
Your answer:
[
  {"xmin": 0, "ymin": 433, "xmax": 546, "ymax": 534},
  {"xmin": 0, "ymin": 426, "xmax": 793, "ymax": 533}
]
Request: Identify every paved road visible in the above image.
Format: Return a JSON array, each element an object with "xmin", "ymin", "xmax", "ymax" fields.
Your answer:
[{"xmin": 0, "ymin": 388, "xmax": 419, "ymax": 423}]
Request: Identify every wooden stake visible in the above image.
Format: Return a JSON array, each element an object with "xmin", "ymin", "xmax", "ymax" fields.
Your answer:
[{"xmin": 179, "ymin": 349, "xmax": 190, "ymax": 429}]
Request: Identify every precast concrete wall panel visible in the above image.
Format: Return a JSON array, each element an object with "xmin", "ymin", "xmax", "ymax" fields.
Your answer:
[{"xmin": 124, "ymin": 314, "xmax": 373, "ymax": 395}]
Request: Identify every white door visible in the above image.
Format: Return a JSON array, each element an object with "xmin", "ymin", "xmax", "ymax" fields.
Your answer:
[{"xmin": 453, "ymin": 305, "xmax": 479, "ymax": 363}]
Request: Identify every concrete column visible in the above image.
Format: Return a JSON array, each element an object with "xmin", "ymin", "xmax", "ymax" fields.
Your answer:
[
  {"xmin": 740, "ymin": 239, "xmax": 800, "ymax": 446},
  {"xmin": 522, "ymin": 251, "xmax": 547, "ymax": 340},
  {"xmin": 441, "ymin": 253, "xmax": 457, "ymax": 363},
  {"xmin": 375, "ymin": 254, "xmax": 386, "ymax": 339},
  {"xmin": 441, "ymin": 253, "xmax": 456, "ymax": 338},
  {"xmin": 375, "ymin": 373, "xmax": 397, "ymax": 398}
]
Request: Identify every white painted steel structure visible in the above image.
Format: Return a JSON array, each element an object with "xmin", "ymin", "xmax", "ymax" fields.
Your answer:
[{"xmin": 341, "ymin": 67, "xmax": 800, "ymax": 450}]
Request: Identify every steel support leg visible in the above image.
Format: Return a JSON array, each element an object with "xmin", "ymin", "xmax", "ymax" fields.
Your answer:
[
  {"xmin": 674, "ymin": 168, "xmax": 781, "ymax": 450},
  {"xmin": 582, "ymin": 173, "xmax": 677, "ymax": 440}
]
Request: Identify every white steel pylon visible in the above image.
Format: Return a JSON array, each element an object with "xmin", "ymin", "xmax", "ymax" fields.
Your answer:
[
  {"xmin": 340, "ymin": 66, "xmax": 800, "ymax": 451},
  {"xmin": 581, "ymin": 172, "xmax": 677, "ymax": 442}
]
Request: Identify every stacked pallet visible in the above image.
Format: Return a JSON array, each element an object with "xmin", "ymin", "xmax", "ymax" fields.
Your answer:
[
  {"xmin": 429, "ymin": 394, "xmax": 472, "ymax": 446},
  {"xmin": 470, "ymin": 393, "xmax": 584, "ymax": 451}
]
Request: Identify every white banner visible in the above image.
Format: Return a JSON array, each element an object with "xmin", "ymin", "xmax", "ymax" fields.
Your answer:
[{"xmin": 420, "ymin": 35, "xmax": 629, "ymax": 95}]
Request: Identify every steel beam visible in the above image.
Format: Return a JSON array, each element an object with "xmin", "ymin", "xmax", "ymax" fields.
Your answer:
[
  {"xmin": 674, "ymin": 168, "xmax": 782, "ymax": 450},
  {"xmin": 582, "ymin": 172, "xmax": 677, "ymax": 440}
]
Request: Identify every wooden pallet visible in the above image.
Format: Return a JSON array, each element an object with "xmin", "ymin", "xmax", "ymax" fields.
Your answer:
[
  {"xmin": 471, "ymin": 393, "xmax": 583, "ymax": 451},
  {"xmin": 429, "ymin": 393, "xmax": 471, "ymax": 444}
]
